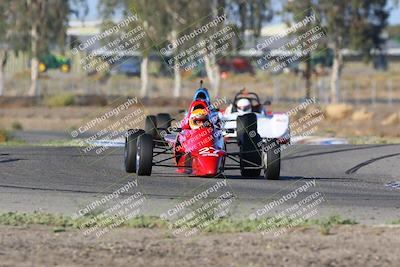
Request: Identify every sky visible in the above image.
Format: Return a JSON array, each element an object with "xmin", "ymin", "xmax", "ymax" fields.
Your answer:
[
  {"xmin": 76, "ymin": 0, "xmax": 400, "ymax": 25},
  {"xmin": 389, "ymin": 6, "xmax": 400, "ymax": 24}
]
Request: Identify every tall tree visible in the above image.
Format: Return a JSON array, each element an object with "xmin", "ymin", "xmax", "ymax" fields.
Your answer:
[
  {"xmin": 99, "ymin": 0, "xmax": 168, "ymax": 98},
  {"xmin": 227, "ymin": 0, "xmax": 273, "ymax": 96},
  {"xmin": 0, "ymin": 1, "xmax": 11, "ymax": 96},
  {"xmin": 162, "ymin": 0, "xmax": 191, "ymax": 98},
  {"xmin": 26, "ymin": 0, "xmax": 71, "ymax": 96},
  {"xmin": 0, "ymin": 1, "xmax": 30, "ymax": 96},
  {"xmin": 203, "ymin": 0, "xmax": 225, "ymax": 97},
  {"xmin": 285, "ymin": 0, "xmax": 317, "ymax": 100},
  {"xmin": 128, "ymin": 0, "xmax": 168, "ymax": 98},
  {"xmin": 318, "ymin": 0, "xmax": 389, "ymax": 102},
  {"xmin": 183, "ymin": 0, "xmax": 272, "ymax": 96},
  {"xmin": 233, "ymin": 0, "xmax": 273, "ymax": 43}
]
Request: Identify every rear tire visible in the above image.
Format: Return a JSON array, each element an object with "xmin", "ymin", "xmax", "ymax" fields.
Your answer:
[
  {"xmin": 263, "ymin": 139, "xmax": 281, "ymax": 180},
  {"xmin": 156, "ymin": 113, "xmax": 172, "ymax": 142},
  {"xmin": 136, "ymin": 134, "xmax": 153, "ymax": 176},
  {"xmin": 237, "ymin": 113, "xmax": 261, "ymax": 177},
  {"xmin": 145, "ymin": 115, "xmax": 157, "ymax": 139},
  {"xmin": 156, "ymin": 113, "xmax": 172, "ymax": 129},
  {"xmin": 124, "ymin": 129, "xmax": 145, "ymax": 173}
]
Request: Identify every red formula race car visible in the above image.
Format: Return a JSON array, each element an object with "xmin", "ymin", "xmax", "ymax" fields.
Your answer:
[
  {"xmin": 171, "ymin": 99, "xmax": 226, "ymax": 176},
  {"xmin": 124, "ymin": 85, "xmax": 280, "ymax": 179}
]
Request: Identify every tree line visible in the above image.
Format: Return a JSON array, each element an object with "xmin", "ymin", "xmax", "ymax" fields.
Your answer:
[{"xmin": 0, "ymin": 0, "xmax": 396, "ymax": 103}]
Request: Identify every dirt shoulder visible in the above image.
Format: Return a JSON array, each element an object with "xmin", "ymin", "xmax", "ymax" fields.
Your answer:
[{"xmin": 1, "ymin": 225, "xmax": 399, "ymax": 267}]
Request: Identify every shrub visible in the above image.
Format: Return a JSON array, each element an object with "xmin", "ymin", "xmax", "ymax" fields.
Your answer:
[
  {"xmin": 11, "ymin": 121, "xmax": 23, "ymax": 130},
  {"xmin": 0, "ymin": 130, "xmax": 11, "ymax": 143},
  {"xmin": 44, "ymin": 93, "xmax": 75, "ymax": 107}
]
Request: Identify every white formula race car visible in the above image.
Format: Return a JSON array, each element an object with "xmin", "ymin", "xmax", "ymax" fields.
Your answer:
[
  {"xmin": 220, "ymin": 91, "xmax": 290, "ymax": 143},
  {"xmin": 219, "ymin": 91, "xmax": 290, "ymax": 180}
]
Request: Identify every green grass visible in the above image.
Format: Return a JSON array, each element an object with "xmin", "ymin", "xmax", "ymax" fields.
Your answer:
[
  {"xmin": 389, "ymin": 219, "xmax": 400, "ymax": 225},
  {"xmin": 43, "ymin": 93, "xmax": 75, "ymax": 107},
  {"xmin": 0, "ymin": 140, "xmax": 27, "ymax": 146},
  {"xmin": 0, "ymin": 129, "xmax": 12, "ymax": 142},
  {"xmin": 0, "ymin": 212, "xmax": 75, "ymax": 227},
  {"xmin": 308, "ymin": 215, "xmax": 358, "ymax": 226},
  {"xmin": 0, "ymin": 130, "xmax": 26, "ymax": 145},
  {"xmin": 307, "ymin": 215, "xmax": 358, "ymax": 235},
  {"xmin": 0, "ymin": 212, "xmax": 360, "ymax": 234}
]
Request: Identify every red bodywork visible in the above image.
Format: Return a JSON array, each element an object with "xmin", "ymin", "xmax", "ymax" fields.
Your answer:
[{"xmin": 172, "ymin": 100, "xmax": 226, "ymax": 177}]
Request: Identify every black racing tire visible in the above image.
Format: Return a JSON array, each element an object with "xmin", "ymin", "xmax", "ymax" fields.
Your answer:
[
  {"xmin": 156, "ymin": 113, "xmax": 172, "ymax": 141},
  {"xmin": 156, "ymin": 113, "xmax": 172, "ymax": 130},
  {"xmin": 145, "ymin": 115, "xmax": 157, "ymax": 139},
  {"xmin": 263, "ymin": 138, "xmax": 281, "ymax": 180},
  {"xmin": 239, "ymin": 134, "xmax": 262, "ymax": 177},
  {"xmin": 136, "ymin": 134, "xmax": 153, "ymax": 176},
  {"xmin": 238, "ymin": 113, "xmax": 261, "ymax": 177},
  {"xmin": 237, "ymin": 113, "xmax": 257, "ymax": 144},
  {"xmin": 124, "ymin": 129, "xmax": 145, "ymax": 173}
]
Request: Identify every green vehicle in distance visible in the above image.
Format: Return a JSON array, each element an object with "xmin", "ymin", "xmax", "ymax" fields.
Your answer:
[{"xmin": 38, "ymin": 54, "xmax": 71, "ymax": 73}]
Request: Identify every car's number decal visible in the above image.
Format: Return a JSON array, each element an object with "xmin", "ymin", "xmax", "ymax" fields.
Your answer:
[{"xmin": 199, "ymin": 147, "xmax": 219, "ymax": 157}]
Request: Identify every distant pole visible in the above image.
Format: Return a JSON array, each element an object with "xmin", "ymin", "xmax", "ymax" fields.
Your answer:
[
  {"xmin": 85, "ymin": 79, "xmax": 89, "ymax": 95},
  {"xmin": 355, "ymin": 80, "xmax": 360, "ymax": 106},
  {"xmin": 273, "ymin": 77, "xmax": 279, "ymax": 103},
  {"xmin": 371, "ymin": 80, "xmax": 376, "ymax": 105},
  {"xmin": 339, "ymin": 79, "xmax": 344, "ymax": 103},
  {"xmin": 292, "ymin": 79, "xmax": 296, "ymax": 103},
  {"xmin": 324, "ymin": 77, "xmax": 329, "ymax": 104},
  {"xmin": 387, "ymin": 79, "xmax": 393, "ymax": 106},
  {"xmin": 317, "ymin": 78, "xmax": 322, "ymax": 102}
]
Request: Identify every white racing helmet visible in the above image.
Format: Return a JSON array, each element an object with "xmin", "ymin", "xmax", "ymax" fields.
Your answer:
[{"xmin": 236, "ymin": 98, "xmax": 252, "ymax": 114}]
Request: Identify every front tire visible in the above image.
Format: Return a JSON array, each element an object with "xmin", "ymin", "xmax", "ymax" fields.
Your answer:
[
  {"xmin": 237, "ymin": 113, "xmax": 257, "ymax": 144},
  {"xmin": 263, "ymin": 139, "xmax": 281, "ymax": 180},
  {"xmin": 237, "ymin": 113, "xmax": 261, "ymax": 177},
  {"xmin": 136, "ymin": 134, "xmax": 153, "ymax": 176},
  {"xmin": 125, "ymin": 129, "xmax": 145, "ymax": 173}
]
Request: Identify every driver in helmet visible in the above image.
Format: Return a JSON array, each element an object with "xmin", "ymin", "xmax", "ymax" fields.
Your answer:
[
  {"xmin": 235, "ymin": 98, "xmax": 252, "ymax": 115},
  {"xmin": 224, "ymin": 97, "xmax": 253, "ymax": 115},
  {"xmin": 223, "ymin": 88, "xmax": 254, "ymax": 115},
  {"xmin": 189, "ymin": 108, "xmax": 210, "ymax": 130}
]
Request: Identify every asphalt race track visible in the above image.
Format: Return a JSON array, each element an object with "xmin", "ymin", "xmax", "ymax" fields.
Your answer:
[{"xmin": 0, "ymin": 144, "xmax": 399, "ymax": 224}]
